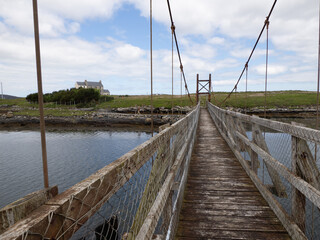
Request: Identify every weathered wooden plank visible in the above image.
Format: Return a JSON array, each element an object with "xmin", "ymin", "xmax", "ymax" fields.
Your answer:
[
  {"xmin": 252, "ymin": 122, "xmax": 287, "ymax": 198},
  {"xmin": 176, "ymin": 228, "xmax": 291, "ymax": 240},
  {"xmin": 0, "ymin": 186, "xmax": 58, "ymax": 234},
  {"xmin": 296, "ymin": 138, "xmax": 320, "ymax": 190},
  {"xmin": 178, "ymin": 220, "xmax": 287, "ymax": 232},
  {"xmin": 181, "ymin": 202, "xmax": 271, "ymax": 211},
  {"xmin": 179, "ymin": 214, "xmax": 282, "ymax": 224},
  {"xmin": 291, "ymin": 135, "xmax": 306, "ymax": 233}
]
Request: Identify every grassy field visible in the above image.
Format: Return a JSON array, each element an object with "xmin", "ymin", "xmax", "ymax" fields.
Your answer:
[
  {"xmin": 213, "ymin": 91, "xmax": 318, "ymax": 108},
  {"xmin": 0, "ymin": 91, "xmax": 318, "ymax": 117}
]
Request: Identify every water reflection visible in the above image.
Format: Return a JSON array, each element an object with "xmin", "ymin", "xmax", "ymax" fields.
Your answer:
[{"xmin": 0, "ymin": 130, "xmax": 152, "ymax": 209}]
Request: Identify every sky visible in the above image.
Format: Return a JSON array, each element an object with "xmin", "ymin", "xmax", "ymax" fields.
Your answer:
[{"xmin": 0, "ymin": 0, "xmax": 319, "ymax": 97}]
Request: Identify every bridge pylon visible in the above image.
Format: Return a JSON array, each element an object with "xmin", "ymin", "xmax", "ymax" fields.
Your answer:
[{"xmin": 196, "ymin": 73, "xmax": 211, "ymax": 103}]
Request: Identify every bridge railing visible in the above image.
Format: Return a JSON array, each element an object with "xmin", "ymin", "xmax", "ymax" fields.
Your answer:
[
  {"xmin": 207, "ymin": 102, "xmax": 320, "ymax": 240},
  {"xmin": 1, "ymin": 104, "xmax": 200, "ymax": 240}
]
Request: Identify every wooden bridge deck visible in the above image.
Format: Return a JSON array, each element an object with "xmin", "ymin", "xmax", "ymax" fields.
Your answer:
[{"xmin": 176, "ymin": 109, "xmax": 290, "ymax": 240}]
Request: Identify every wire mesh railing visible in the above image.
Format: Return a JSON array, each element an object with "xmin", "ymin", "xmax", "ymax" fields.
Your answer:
[
  {"xmin": 0, "ymin": 104, "xmax": 200, "ymax": 240},
  {"xmin": 208, "ymin": 102, "xmax": 320, "ymax": 240}
]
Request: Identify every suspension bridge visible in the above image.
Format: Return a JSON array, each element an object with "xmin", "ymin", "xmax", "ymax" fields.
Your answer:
[{"xmin": 1, "ymin": 0, "xmax": 320, "ymax": 239}]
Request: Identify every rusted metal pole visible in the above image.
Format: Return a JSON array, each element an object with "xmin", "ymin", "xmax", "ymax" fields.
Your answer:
[
  {"xmin": 317, "ymin": 0, "xmax": 320, "ymax": 131},
  {"xmin": 32, "ymin": 0, "xmax": 49, "ymax": 188},
  {"xmin": 209, "ymin": 74, "xmax": 212, "ymax": 102},
  {"xmin": 245, "ymin": 63, "xmax": 248, "ymax": 114},
  {"xmin": 264, "ymin": 19, "xmax": 269, "ymax": 120},
  {"xmin": 171, "ymin": 24, "xmax": 174, "ymax": 115},
  {"xmin": 1, "ymin": 82, "xmax": 3, "ymax": 99},
  {"xmin": 196, "ymin": 74, "xmax": 199, "ymax": 103}
]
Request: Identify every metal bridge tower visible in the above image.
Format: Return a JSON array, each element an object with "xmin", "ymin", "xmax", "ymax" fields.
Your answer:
[{"xmin": 196, "ymin": 74, "xmax": 212, "ymax": 103}]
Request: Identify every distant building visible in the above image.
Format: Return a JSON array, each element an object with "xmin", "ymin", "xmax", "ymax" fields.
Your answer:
[{"xmin": 75, "ymin": 80, "xmax": 110, "ymax": 95}]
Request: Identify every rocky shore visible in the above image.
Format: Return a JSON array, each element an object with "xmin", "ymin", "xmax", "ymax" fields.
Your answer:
[
  {"xmin": 225, "ymin": 106, "xmax": 318, "ymax": 117},
  {"xmin": 0, "ymin": 110, "xmax": 185, "ymax": 131}
]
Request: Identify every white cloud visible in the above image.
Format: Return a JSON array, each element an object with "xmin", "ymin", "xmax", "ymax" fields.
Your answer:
[
  {"xmin": 0, "ymin": 0, "xmax": 319, "ymax": 96},
  {"xmin": 254, "ymin": 64, "xmax": 288, "ymax": 75},
  {"xmin": 208, "ymin": 37, "xmax": 225, "ymax": 45},
  {"xmin": 230, "ymin": 48, "xmax": 272, "ymax": 59}
]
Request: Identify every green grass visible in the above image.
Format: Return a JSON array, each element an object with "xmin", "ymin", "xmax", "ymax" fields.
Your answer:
[
  {"xmin": 212, "ymin": 91, "xmax": 317, "ymax": 108},
  {"xmin": 0, "ymin": 91, "xmax": 318, "ymax": 117},
  {"xmin": 97, "ymin": 94, "xmax": 197, "ymax": 109},
  {"xmin": 13, "ymin": 109, "xmax": 88, "ymax": 117}
]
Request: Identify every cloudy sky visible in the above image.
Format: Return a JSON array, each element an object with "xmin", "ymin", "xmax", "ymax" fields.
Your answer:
[{"xmin": 0, "ymin": 0, "xmax": 319, "ymax": 97}]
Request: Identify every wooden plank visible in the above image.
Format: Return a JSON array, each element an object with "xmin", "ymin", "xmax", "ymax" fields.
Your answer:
[
  {"xmin": 296, "ymin": 138, "xmax": 320, "ymax": 190},
  {"xmin": 178, "ymin": 220, "xmax": 287, "ymax": 232},
  {"xmin": 291, "ymin": 135, "xmax": 306, "ymax": 233},
  {"xmin": 252, "ymin": 123, "xmax": 287, "ymax": 198},
  {"xmin": 0, "ymin": 186, "xmax": 58, "ymax": 234},
  {"xmin": 176, "ymin": 228, "xmax": 291, "ymax": 240}
]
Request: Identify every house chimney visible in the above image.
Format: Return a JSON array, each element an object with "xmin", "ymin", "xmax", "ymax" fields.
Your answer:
[{"xmin": 85, "ymin": 80, "xmax": 87, "ymax": 86}]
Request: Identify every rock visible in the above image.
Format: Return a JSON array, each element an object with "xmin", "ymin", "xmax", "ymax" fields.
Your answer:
[
  {"xmin": 145, "ymin": 118, "xmax": 152, "ymax": 124},
  {"xmin": 6, "ymin": 112, "xmax": 14, "ymax": 118}
]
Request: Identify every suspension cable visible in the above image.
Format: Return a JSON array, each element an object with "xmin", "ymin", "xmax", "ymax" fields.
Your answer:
[
  {"xmin": 245, "ymin": 63, "xmax": 248, "ymax": 114},
  {"xmin": 219, "ymin": 0, "xmax": 277, "ymax": 106},
  {"xmin": 171, "ymin": 24, "xmax": 174, "ymax": 114},
  {"xmin": 150, "ymin": 0, "xmax": 154, "ymax": 136},
  {"xmin": 317, "ymin": 0, "xmax": 320, "ymax": 132},
  {"xmin": 166, "ymin": 0, "xmax": 193, "ymax": 104},
  {"xmin": 264, "ymin": 19, "xmax": 270, "ymax": 119}
]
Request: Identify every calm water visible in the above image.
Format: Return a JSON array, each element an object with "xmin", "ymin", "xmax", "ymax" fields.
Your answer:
[{"xmin": 0, "ymin": 130, "xmax": 152, "ymax": 209}]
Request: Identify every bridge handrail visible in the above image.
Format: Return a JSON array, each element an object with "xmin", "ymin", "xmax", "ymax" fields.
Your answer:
[
  {"xmin": 207, "ymin": 102, "xmax": 320, "ymax": 240},
  {"xmin": 1, "ymin": 104, "xmax": 200, "ymax": 240}
]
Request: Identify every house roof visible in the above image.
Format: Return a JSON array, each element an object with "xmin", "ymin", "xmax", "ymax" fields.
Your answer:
[
  {"xmin": 77, "ymin": 81, "xmax": 103, "ymax": 87},
  {"xmin": 87, "ymin": 81, "xmax": 103, "ymax": 87},
  {"xmin": 103, "ymin": 89, "xmax": 110, "ymax": 93}
]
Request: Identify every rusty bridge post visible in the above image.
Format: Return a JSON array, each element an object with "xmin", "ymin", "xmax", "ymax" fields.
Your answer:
[
  {"xmin": 196, "ymin": 73, "xmax": 212, "ymax": 105},
  {"xmin": 32, "ymin": 0, "xmax": 49, "ymax": 188}
]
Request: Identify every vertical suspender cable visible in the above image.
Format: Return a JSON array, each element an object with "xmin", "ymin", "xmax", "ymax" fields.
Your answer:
[
  {"xmin": 262, "ymin": 19, "xmax": 270, "ymax": 185},
  {"xmin": 32, "ymin": 0, "xmax": 49, "ymax": 188},
  {"xmin": 180, "ymin": 70, "xmax": 182, "ymax": 114},
  {"xmin": 172, "ymin": 24, "xmax": 175, "ymax": 115},
  {"xmin": 150, "ymin": 0, "xmax": 154, "ymax": 136},
  {"xmin": 264, "ymin": 19, "xmax": 269, "ymax": 120},
  {"xmin": 245, "ymin": 63, "xmax": 248, "ymax": 114},
  {"xmin": 317, "ymin": 0, "xmax": 320, "ymax": 131}
]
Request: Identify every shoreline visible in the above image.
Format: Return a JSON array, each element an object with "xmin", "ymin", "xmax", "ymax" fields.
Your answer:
[{"xmin": 0, "ymin": 112, "xmax": 183, "ymax": 131}]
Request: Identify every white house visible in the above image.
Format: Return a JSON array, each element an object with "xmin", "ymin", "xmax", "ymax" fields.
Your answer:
[{"xmin": 75, "ymin": 80, "xmax": 110, "ymax": 95}]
